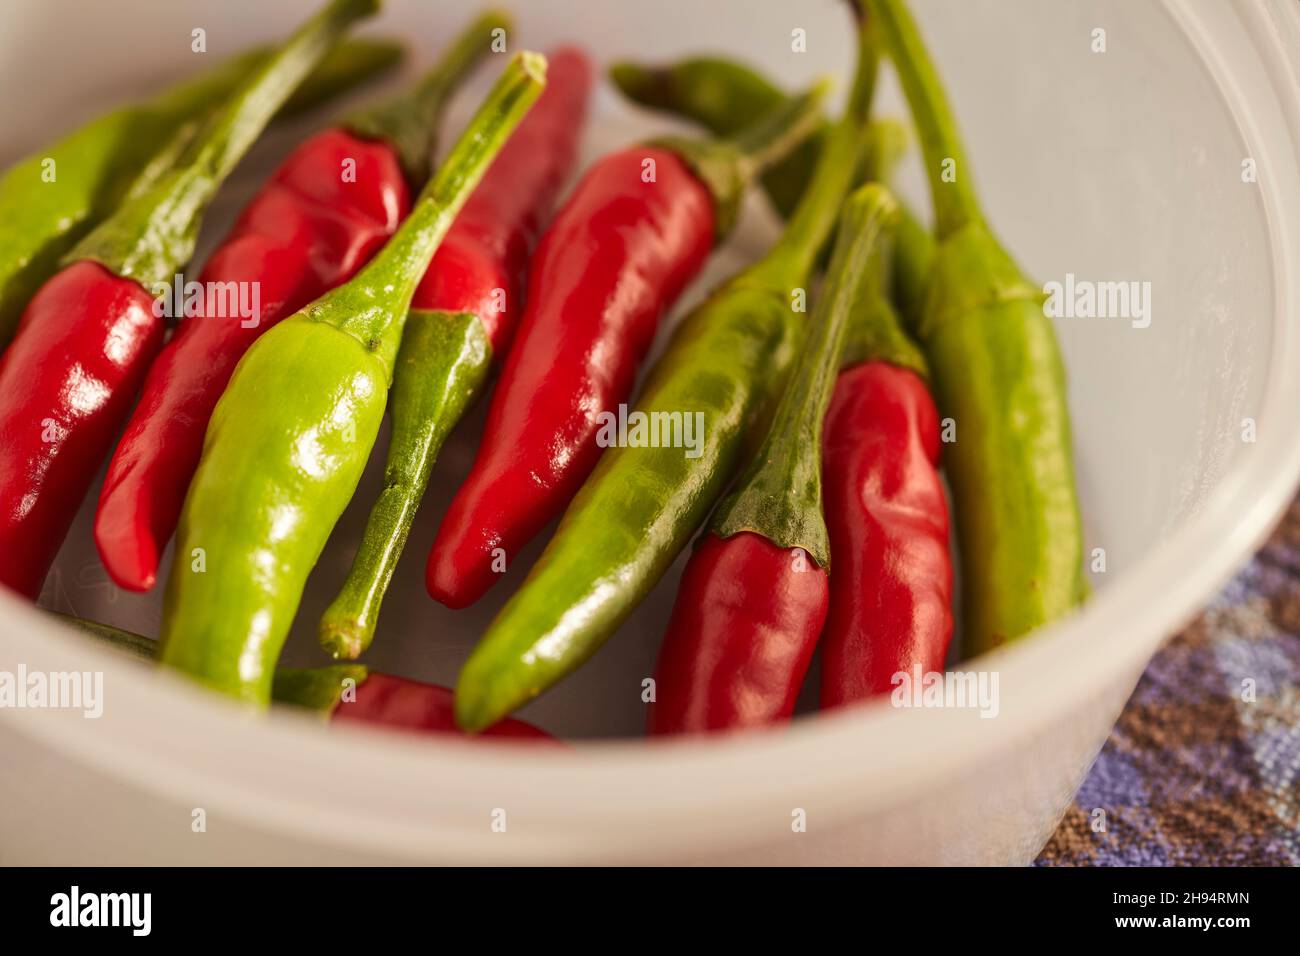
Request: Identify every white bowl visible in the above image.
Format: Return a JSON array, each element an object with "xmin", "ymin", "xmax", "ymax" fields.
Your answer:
[{"xmin": 2, "ymin": 0, "xmax": 1299, "ymax": 865}]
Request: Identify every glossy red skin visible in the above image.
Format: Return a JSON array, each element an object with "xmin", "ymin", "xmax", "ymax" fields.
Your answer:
[
  {"xmin": 648, "ymin": 532, "xmax": 829, "ymax": 734},
  {"xmin": 410, "ymin": 47, "xmax": 592, "ymax": 353},
  {"xmin": 0, "ymin": 262, "xmax": 162, "ymax": 598},
  {"xmin": 94, "ymin": 129, "xmax": 408, "ymax": 591},
  {"xmin": 332, "ymin": 672, "xmax": 558, "ymax": 742},
  {"xmin": 426, "ymin": 145, "xmax": 715, "ymax": 608},
  {"xmin": 820, "ymin": 361, "xmax": 953, "ymax": 707}
]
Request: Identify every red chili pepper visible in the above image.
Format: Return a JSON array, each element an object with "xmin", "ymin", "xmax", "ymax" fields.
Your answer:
[
  {"xmin": 331, "ymin": 672, "xmax": 559, "ymax": 742},
  {"xmin": 819, "ymin": 349, "xmax": 953, "ymax": 707},
  {"xmin": 425, "ymin": 87, "xmax": 829, "ymax": 609},
  {"xmin": 92, "ymin": 15, "xmax": 503, "ymax": 592},
  {"xmin": 0, "ymin": 0, "xmax": 380, "ymax": 599},
  {"xmin": 0, "ymin": 264, "xmax": 160, "ymax": 597},
  {"xmin": 649, "ymin": 531, "xmax": 829, "ymax": 732},
  {"xmin": 411, "ymin": 47, "xmax": 591, "ymax": 352},
  {"xmin": 649, "ymin": 186, "xmax": 897, "ymax": 735}
]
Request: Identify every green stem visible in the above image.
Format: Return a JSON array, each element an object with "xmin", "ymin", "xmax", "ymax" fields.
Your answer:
[
  {"xmin": 839, "ymin": 119, "xmax": 928, "ymax": 375},
  {"xmin": 608, "ymin": 53, "xmax": 935, "ymax": 332},
  {"xmin": 279, "ymin": 38, "xmax": 405, "ymax": 116},
  {"xmin": 650, "ymin": 83, "xmax": 829, "ymax": 242},
  {"xmin": 320, "ymin": 309, "xmax": 490, "ymax": 658},
  {"xmin": 314, "ymin": 52, "xmax": 545, "ymax": 380},
  {"xmin": 841, "ymin": 245, "xmax": 928, "ymax": 375},
  {"xmin": 749, "ymin": 13, "xmax": 880, "ymax": 291},
  {"xmin": 710, "ymin": 185, "xmax": 898, "ymax": 568},
  {"xmin": 727, "ymin": 84, "xmax": 834, "ymax": 180},
  {"xmin": 67, "ymin": 0, "xmax": 380, "ymax": 286},
  {"xmin": 869, "ymin": 0, "xmax": 983, "ymax": 239},
  {"xmin": 610, "ymin": 55, "xmax": 825, "ymax": 221},
  {"xmin": 132, "ymin": 38, "xmax": 402, "ymax": 126},
  {"xmin": 345, "ymin": 10, "xmax": 509, "ymax": 184}
]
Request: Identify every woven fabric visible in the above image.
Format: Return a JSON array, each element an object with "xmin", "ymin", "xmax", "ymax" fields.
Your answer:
[{"xmin": 1037, "ymin": 498, "xmax": 1300, "ymax": 866}]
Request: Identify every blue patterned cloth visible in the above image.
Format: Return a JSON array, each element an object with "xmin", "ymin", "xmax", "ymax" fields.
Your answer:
[{"xmin": 1038, "ymin": 498, "xmax": 1300, "ymax": 865}]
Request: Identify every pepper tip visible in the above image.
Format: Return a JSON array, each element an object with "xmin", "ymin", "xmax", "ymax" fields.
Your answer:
[
  {"xmin": 319, "ymin": 618, "xmax": 367, "ymax": 661},
  {"xmin": 452, "ymin": 687, "xmax": 492, "ymax": 734},
  {"xmin": 453, "ymin": 653, "xmax": 516, "ymax": 733},
  {"xmin": 516, "ymin": 50, "xmax": 548, "ymax": 86}
]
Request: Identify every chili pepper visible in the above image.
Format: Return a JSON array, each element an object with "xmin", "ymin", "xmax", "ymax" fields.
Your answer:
[
  {"xmin": 293, "ymin": 670, "xmax": 558, "ymax": 741},
  {"xmin": 0, "ymin": 37, "xmax": 402, "ymax": 350},
  {"xmin": 319, "ymin": 48, "xmax": 592, "ymax": 660},
  {"xmin": 819, "ymin": 228, "xmax": 952, "ymax": 707},
  {"xmin": 610, "ymin": 56, "xmax": 822, "ymax": 222},
  {"xmin": 58, "ymin": 614, "xmax": 554, "ymax": 741},
  {"xmin": 424, "ymin": 80, "xmax": 828, "ymax": 612},
  {"xmin": 93, "ymin": 12, "xmax": 507, "ymax": 594},
  {"xmin": 649, "ymin": 185, "xmax": 897, "ymax": 734},
  {"xmin": 0, "ymin": 0, "xmax": 380, "ymax": 601},
  {"xmin": 453, "ymin": 14, "xmax": 881, "ymax": 732},
  {"xmin": 869, "ymin": 0, "xmax": 1086, "ymax": 653},
  {"xmin": 159, "ymin": 53, "xmax": 546, "ymax": 706},
  {"xmin": 610, "ymin": 52, "xmax": 933, "ymax": 331}
]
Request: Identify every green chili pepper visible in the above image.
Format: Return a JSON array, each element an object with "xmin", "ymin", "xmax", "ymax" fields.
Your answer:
[
  {"xmin": 0, "ymin": 37, "xmax": 402, "ymax": 348},
  {"xmin": 868, "ymin": 0, "xmax": 1085, "ymax": 653},
  {"xmin": 610, "ymin": 51, "xmax": 933, "ymax": 330},
  {"xmin": 159, "ymin": 52, "xmax": 547, "ymax": 706},
  {"xmin": 454, "ymin": 17, "xmax": 882, "ymax": 732}
]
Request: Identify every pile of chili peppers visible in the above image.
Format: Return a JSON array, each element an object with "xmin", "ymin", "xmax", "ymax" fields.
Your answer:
[{"xmin": 1, "ymin": 0, "xmax": 1085, "ymax": 742}]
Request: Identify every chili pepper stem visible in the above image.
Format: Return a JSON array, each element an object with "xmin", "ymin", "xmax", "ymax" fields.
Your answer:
[
  {"xmin": 868, "ymin": 0, "xmax": 982, "ymax": 240},
  {"xmin": 277, "ymin": 39, "xmax": 405, "ymax": 115},
  {"xmin": 320, "ymin": 309, "xmax": 490, "ymax": 659},
  {"xmin": 650, "ymin": 83, "xmax": 829, "ymax": 242},
  {"xmin": 346, "ymin": 10, "xmax": 510, "ymax": 184},
  {"xmin": 711, "ymin": 185, "xmax": 899, "ymax": 567},
  {"xmin": 745, "ymin": 11, "xmax": 880, "ymax": 291},
  {"xmin": 66, "ymin": 0, "xmax": 381, "ymax": 287},
  {"xmin": 309, "ymin": 52, "xmax": 545, "ymax": 379},
  {"xmin": 609, "ymin": 56, "xmax": 827, "ymax": 221}
]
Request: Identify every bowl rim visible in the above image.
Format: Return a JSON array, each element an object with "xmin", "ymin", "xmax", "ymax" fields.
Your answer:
[{"xmin": 3, "ymin": 0, "xmax": 1299, "ymax": 864}]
